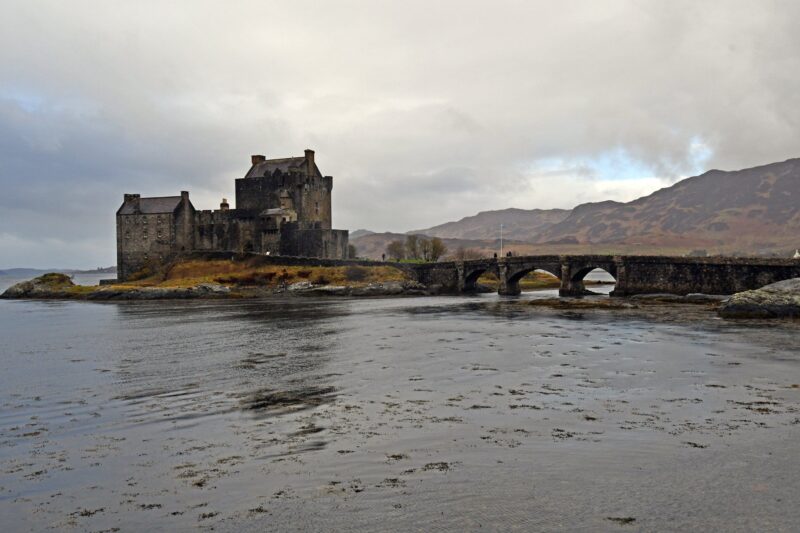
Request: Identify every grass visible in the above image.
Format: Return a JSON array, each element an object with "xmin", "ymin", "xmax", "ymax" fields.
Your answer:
[
  {"xmin": 125, "ymin": 259, "xmax": 411, "ymax": 289},
  {"xmin": 478, "ymin": 271, "xmax": 562, "ymax": 291}
]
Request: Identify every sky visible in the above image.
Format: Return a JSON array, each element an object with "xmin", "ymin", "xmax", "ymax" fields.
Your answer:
[{"xmin": 1, "ymin": 1, "xmax": 799, "ymax": 268}]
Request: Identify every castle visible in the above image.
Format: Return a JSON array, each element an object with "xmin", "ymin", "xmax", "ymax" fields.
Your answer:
[{"xmin": 116, "ymin": 149, "xmax": 349, "ymax": 281}]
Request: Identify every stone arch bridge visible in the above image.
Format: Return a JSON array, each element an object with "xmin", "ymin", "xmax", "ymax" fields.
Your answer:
[{"xmin": 409, "ymin": 255, "xmax": 800, "ymax": 297}]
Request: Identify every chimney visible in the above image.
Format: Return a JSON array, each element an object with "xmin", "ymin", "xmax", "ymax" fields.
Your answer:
[
  {"xmin": 181, "ymin": 191, "xmax": 190, "ymax": 205},
  {"xmin": 220, "ymin": 198, "xmax": 229, "ymax": 211},
  {"xmin": 305, "ymin": 149, "xmax": 315, "ymax": 175},
  {"xmin": 251, "ymin": 154, "xmax": 266, "ymax": 165},
  {"xmin": 124, "ymin": 193, "xmax": 141, "ymax": 211}
]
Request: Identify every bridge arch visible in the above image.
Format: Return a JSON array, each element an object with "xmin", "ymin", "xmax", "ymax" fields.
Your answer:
[
  {"xmin": 462, "ymin": 267, "xmax": 490, "ymax": 291},
  {"xmin": 561, "ymin": 262, "xmax": 618, "ymax": 296},
  {"xmin": 459, "ymin": 259, "xmax": 499, "ymax": 292}
]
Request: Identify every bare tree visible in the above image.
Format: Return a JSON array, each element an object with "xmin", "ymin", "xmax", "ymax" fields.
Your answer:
[
  {"xmin": 419, "ymin": 238, "xmax": 433, "ymax": 261},
  {"xmin": 451, "ymin": 246, "xmax": 484, "ymax": 261},
  {"xmin": 405, "ymin": 235, "xmax": 420, "ymax": 260},
  {"xmin": 429, "ymin": 237, "xmax": 447, "ymax": 262},
  {"xmin": 386, "ymin": 240, "xmax": 405, "ymax": 261}
]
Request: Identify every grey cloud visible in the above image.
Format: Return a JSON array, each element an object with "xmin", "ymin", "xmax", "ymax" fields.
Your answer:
[{"xmin": 1, "ymin": 0, "xmax": 799, "ymax": 267}]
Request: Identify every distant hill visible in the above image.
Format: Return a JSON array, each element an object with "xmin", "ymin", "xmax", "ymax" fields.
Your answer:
[
  {"xmin": 394, "ymin": 157, "xmax": 800, "ymax": 257},
  {"xmin": 536, "ymin": 158, "xmax": 800, "ymax": 254},
  {"xmin": 0, "ymin": 266, "xmax": 116, "ymax": 277},
  {"xmin": 349, "ymin": 229, "xmax": 375, "ymax": 239},
  {"xmin": 412, "ymin": 207, "xmax": 570, "ymax": 240}
]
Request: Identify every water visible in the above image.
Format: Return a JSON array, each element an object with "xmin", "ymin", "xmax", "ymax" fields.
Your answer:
[{"xmin": 1, "ymin": 292, "xmax": 799, "ymax": 531}]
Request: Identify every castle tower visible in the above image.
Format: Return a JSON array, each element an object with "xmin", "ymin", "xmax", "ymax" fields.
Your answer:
[{"xmin": 234, "ymin": 149, "xmax": 332, "ymax": 229}]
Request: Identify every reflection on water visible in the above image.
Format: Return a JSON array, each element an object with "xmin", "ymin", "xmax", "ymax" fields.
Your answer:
[{"xmin": 1, "ymin": 294, "xmax": 799, "ymax": 531}]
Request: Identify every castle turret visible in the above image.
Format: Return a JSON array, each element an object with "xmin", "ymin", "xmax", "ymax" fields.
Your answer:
[{"xmin": 305, "ymin": 149, "xmax": 315, "ymax": 176}]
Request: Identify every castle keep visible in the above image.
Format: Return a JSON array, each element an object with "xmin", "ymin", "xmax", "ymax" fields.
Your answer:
[{"xmin": 116, "ymin": 149, "xmax": 349, "ymax": 280}]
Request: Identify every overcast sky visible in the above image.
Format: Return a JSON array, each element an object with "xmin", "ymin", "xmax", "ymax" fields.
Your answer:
[{"xmin": 2, "ymin": 1, "xmax": 799, "ymax": 268}]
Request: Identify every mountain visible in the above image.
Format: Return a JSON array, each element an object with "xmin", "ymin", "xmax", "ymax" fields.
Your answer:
[
  {"xmin": 411, "ymin": 208, "xmax": 570, "ymax": 240},
  {"xmin": 392, "ymin": 157, "xmax": 800, "ymax": 257},
  {"xmin": 348, "ymin": 229, "xmax": 375, "ymax": 239},
  {"xmin": 536, "ymin": 158, "xmax": 800, "ymax": 253}
]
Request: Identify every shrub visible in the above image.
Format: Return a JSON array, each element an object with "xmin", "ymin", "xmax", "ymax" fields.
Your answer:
[
  {"xmin": 313, "ymin": 274, "xmax": 330, "ymax": 285},
  {"xmin": 344, "ymin": 266, "xmax": 368, "ymax": 282},
  {"xmin": 128, "ymin": 266, "xmax": 153, "ymax": 281},
  {"xmin": 215, "ymin": 271, "xmax": 277, "ymax": 286},
  {"xmin": 297, "ymin": 269, "xmax": 312, "ymax": 279}
]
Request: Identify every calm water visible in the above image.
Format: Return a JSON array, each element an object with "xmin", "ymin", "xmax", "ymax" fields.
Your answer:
[{"xmin": 1, "ymin": 285, "xmax": 799, "ymax": 531}]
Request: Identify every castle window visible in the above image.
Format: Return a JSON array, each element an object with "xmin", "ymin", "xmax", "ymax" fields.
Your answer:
[{"xmin": 316, "ymin": 201, "xmax": 319, "ymax": 215}]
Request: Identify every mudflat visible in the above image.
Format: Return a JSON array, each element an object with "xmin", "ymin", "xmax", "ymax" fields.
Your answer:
[{"xmin": 1, "ymin": 292, "xmax": 798, "ymax": 531}]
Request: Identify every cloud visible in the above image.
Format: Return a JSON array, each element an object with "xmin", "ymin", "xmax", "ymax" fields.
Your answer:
[{"xmin": 1, "ymin": 0, "xmax": 799, "ymax": 267}]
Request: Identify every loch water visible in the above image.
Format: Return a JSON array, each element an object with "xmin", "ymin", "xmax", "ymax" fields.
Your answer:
[{"xmin": 1, "ymin": 277, "xmax": 799, "ymax": 531}]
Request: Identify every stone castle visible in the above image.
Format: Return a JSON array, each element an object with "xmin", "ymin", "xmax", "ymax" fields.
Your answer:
[{"xmin": 116, "ymin": 149, "xmax": 349, "ymax": 280}]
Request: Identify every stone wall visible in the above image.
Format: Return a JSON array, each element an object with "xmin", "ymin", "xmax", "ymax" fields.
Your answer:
[
  {"xmin": 116, "ymin": 212, "xmax": 175, "ymax": 279},
  {"xmin": 279, "ymin": 227, "xmax": 349, "ymax": 259},
  {"xmin": 612, "ymin": 256, "xmax": 800, "ymax": 296},
  {"xmin": 234, "ymin": 172, "xmax": 332, "ymax": 230}
]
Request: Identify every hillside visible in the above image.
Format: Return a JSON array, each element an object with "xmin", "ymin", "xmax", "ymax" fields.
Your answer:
[
  {"xmin": 389, "ymin": 158, "xmax": 800, "ymax": 257},
  {"xmin": 537, "ymin": 158, "xmax": 800, "ymax": 254},
  {"xmin": 411, "ymin": 208, "xmax": 569, "ymax": 240}
]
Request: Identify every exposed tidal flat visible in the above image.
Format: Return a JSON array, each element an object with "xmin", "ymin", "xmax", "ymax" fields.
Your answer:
[{"xmin": 1, "ymin": 282, "xmax": 799, "ymax": 531}]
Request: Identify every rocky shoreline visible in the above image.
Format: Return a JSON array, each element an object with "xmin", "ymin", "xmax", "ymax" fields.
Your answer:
[
  {"xmin": 0, "ymin": 273, "xmax": 446, "ymax": 300},
  {"xmin": 4, "ymin": 273, "xmax": 800, "ymax": 319}
]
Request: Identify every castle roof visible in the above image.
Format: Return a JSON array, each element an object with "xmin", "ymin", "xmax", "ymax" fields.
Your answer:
[
  {"xmin": 118, "ymin": 196, "xmax": 183, "ymax": 215},
  {"xmin": 245, "ymin": 156, "xmax": 323, "ymax": 179}
]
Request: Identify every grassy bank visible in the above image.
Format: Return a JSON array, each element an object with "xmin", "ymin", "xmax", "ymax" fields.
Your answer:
[
  {"xmin": 125, "ymin": 259, "xmax": 411, "ymax": 290},
  {"xmin": 478, "ymin": 271, "xmax": 562, "ymax": 291}
]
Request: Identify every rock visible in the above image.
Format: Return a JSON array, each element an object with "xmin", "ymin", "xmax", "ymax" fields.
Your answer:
[
  {"xmin": 193, "ymin": 283, "xmax": 230, "ymax": 295},
  {"xmin": 1, "ymin": 273, "xmax": 76, "ymax": 298},
  {"xmin": 718, "ymin": 278, "xmax": 800, "ymax": 318},
  {"xmin": 308, "ymin": 285, "xmax": 350, "ymax": 295},
  {"xmin": 88, "ymin": 283, "xmax": 231, "ymax": 300},
  {"xmin": 630, "ymin": 293, "xmax": 685, "ymax": 302},
  {"xmin": 288, "ymin": 281, "xmax": 314, "ymax": 291},
  {"xmin": 305, "ymin": 280, "xmax": 428, "ymax": 297},
  {"xmin": 685, "ymin": 293, "xmax": 729, "ymax": 303}
]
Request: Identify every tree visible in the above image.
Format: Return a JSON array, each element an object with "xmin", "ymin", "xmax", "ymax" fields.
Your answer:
[
  {"xmin": 452, "ymin": 246, "xmax": 484, "ymax": 261},
  {"xmin": 386, "ymin": 240, "xmax": 405, "ymax": 260},
  {"xmin": 405, "ymin": 235, "xmax": 420, "ymax": 260},
  {"xmin": 419, "ymin": 238, "xmax": 432, "ymax": 261},
  {"xmin": 347, "ymin": 244, "xmax": 357, "ymax": 259},
  {"xmin": 429, "ymin": 237, "xmax": 447, "ymax": 262}
]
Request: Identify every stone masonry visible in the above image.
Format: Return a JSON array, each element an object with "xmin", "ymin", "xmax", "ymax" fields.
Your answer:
[{"xmin": 116, "ymin": 150, "xmax": 349, "ymax": 280}]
